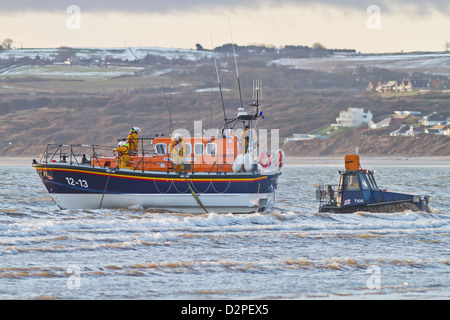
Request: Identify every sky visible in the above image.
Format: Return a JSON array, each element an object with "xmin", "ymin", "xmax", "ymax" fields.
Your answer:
[{"xmin": 0, "ymin": 0, "xmax": 449, "ymax": 53}]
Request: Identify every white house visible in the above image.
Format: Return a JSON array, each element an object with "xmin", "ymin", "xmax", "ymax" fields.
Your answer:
[
  {"xmin": 420, "ymin": 112, "xmax": 448, "ymax": 126},
  {"xmin": 368, "ymin": 117, "xmax": 391, "ymax": 129},
  {"xmin": 397, "ymin": 79, "xmax": 413, "ymax": 92},
  {"xmin": 390, "ymin": 125, "xmax": 428, "ymax": 136},
  {"xmin": 284, "ymin": 134, "xmax": 322, "ymax": 143},
  {"xmin": 332, "ymin": 108, "xmax": 373, "ymax": 128},
  {"xmin": 390, "ymin": 125, "xmax": 410, "ymax": 136},
  {"xmin": 381, "ymin": 81, "xmax": 399, "ymax": 92},
  {"xmin": 366, "ymin": 81, "xmax": 382, "ymax": 93},
  {"xmin": 393, "ymin": 110, "xmax": 422, "ymax": 118}
]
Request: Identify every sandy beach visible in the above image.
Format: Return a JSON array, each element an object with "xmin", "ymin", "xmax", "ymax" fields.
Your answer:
[{"xmin": 1, "ymin": 156, "xmax": 449, "ymax": 167}]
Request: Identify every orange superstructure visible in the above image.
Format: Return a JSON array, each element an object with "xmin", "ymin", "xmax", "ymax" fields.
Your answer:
[{"xmin": 91, "ymin": 135, "xmax": 240, "ymax": 173}]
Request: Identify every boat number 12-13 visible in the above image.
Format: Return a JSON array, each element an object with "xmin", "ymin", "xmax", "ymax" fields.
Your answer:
[{"xmin": 65, "ymin": 177, "xmax": 88, "ymax": 188}]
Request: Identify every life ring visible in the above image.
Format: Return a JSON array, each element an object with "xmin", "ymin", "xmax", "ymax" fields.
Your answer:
[{"xmin": 259, "ymin": 151, "xmax": 271, "ymax": 168}]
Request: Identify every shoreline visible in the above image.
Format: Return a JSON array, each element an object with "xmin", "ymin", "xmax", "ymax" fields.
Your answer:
[
  {"xmin": 1, "ymin": 156, "xmax": 449, "ymax": 166},
  {"xmin": 286, "ymin": 156, "xmax": 450, "ymax": 166}
]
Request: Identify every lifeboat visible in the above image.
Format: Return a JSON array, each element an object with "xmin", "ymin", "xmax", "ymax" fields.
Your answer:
[
  {"xmin": 316, "ymin": 154, "xmax": 431, "ymax": 213},
  {"xmin": 32, "ymin": 80, "xmax": 284, "ymax": 213}
]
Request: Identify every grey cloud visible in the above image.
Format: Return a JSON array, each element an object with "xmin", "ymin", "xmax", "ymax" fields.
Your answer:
[{"xmin": 0, "ymin": 0, "xmax": 448, "ymax": 14}]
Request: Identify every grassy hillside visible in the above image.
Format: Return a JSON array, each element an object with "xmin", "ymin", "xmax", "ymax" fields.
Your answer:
[
  {"xmin": 283, "ymin": 128, "xmax": 450, "ymax": 156},
  {"xmin": 1, "ymin": 89, "xmax": 448, "ymax": 157},
  {"xmin": 0, "ymin": 48, "xmax": 449, "ymax": 157}
]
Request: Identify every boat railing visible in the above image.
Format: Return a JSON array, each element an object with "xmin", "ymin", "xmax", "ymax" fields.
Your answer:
[
  {"xmin": 37, "ymin": 139, "xmax": 252, "ymax": 174},
  {"xmin": 38, "ymin": 143, "xmax": 113, "ymax": 167},
  {"xmin": 39, "ymin": 138, "xmax": 160, "ymax": 171},
  {"xmin": 316, "ymin": 184, "xmax": 338, "ymax": 206}
]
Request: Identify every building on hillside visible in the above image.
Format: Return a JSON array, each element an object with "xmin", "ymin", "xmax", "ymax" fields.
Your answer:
[
  {"xmin": 331, "ymin": 108, "xmax": 373, "ymax": 128},
  {"xmin": 420, "ymin": 112, "xmax": 448, "ymax": 126},
  {"xmin": 429, "ymin": 79, "xmax": 448, "ymax": 90},
  {"xmin": 397, "ymin": 79, "xmax": 413, "ymax": 92},
  {"xmin": 284, "ymin": 133, "xmax": 325, "ymax": 143},
  {"xmin": 381, "ymin": 81, "xmax": 399, "ymax": 92},
  {"xmin": 393, "ymin": 110, "xmax": 422, "ymax": 118},
  {"xmin": 368, "ymin": 117, "xmax": 391, "ymax": 129},
  {"xmin": 390, "ymin": 125, "xmax": 426, "ymax": 137},
  {"xmin": 410, "ymin": 79, "xmax": 430, "ymax": 90},
  {"xmin": 412, "ymin": 127, "xmax": 426, "ymax": 135},
  {"xmin": 390, "ymin": 125, "xmax": 410, "ymax": 136},
  {"xmin": 366, "ymin": 78, "xmax": 447, "ymax": 93},
  {"xmin": 366, "ymin": 81, "xmax": 382, "ymax": 93},
  {"xmin": 443, "ymin": 127, "xmax": 450, "ymax": 136},
  {"xmin": 367, "ymin": 79, "xmax": 413, "ymax": 93}
]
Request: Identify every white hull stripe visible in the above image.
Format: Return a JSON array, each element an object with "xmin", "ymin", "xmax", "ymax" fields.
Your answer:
[{"xmin": 50, "ymin": 193, "xmax": 274, "ymax": 213}]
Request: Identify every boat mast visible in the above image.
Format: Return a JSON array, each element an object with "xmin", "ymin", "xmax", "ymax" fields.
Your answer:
[
  {"xmin": 229, "ymin": 21, "xmax": 243, "ymax": 111},
  {"xmin": 209, "ymin": 31, "xmax": 227, "ymax": 129}
]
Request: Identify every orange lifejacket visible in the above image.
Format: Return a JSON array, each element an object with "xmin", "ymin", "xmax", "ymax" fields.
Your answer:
[
  {"xmin": 114, "ymin": 144, "xmax": 130, "ymax": 168},
  {"xmin": 127, "ymin": 131, "xmax": 138, "ymax": 152}
]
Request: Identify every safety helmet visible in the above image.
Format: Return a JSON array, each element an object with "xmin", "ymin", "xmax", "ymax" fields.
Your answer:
[
  {"xmin": 118, "ymin": 141, "xmax": 126, "ymax": 147},
  {"xmin": 131, "ymin": 126, "xmax": 141, "ymax": 133},
  {"xmin": 173, "ymin": 133, "xmax": 182, "ymax": 142}
]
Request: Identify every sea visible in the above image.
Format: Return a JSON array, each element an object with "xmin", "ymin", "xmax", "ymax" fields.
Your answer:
[{"xmin": 0, "ymin": 158, "xmax": 449, "ymax": 302}]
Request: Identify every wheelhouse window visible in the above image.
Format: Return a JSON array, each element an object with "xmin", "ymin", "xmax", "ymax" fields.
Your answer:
[
  {"xmin": 345, "ymin": 173, "xmax": 360, "ymax": 191},
  {"xmin": 367, "ymin": 172, "xmax": 378, "ymax": 189},
  {"xmin": 194, "ymin": 143, "xmax": 204, "ymax": 155},
  {"xmin": 206, "ymin": 143, "xmax": 217, "ymax": 156},
  {"xmin": 184, "ymin": 143, "xmax": 192, "ymax": 156},
  {"xmin": 359, "ymin": 173, "xmax": 370, "ymax": 190},
  {"xmin": 338, "ymin": 174, "xmax": 344, "ymax": 192},
  {"xmin": 155, "ymin": 143, "xmax": 167, "ymax": 156}
]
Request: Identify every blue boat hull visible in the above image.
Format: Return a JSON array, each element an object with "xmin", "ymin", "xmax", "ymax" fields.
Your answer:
[{"xmin": 33, "ymin": 163, "xmax": 280, "ymax": 213}]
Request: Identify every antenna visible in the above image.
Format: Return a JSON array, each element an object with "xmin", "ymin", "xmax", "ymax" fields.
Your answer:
[
  {"xmin": 210, "ymin": 83, "xmax": 213, "ymax": 129},
  {"xmin": 253, "ymin": 79, "xmax": 262, "ymax": 106},
  {"xmin": 252, "ymin": 79, "xmax": 263, "ymax": 130},
  {"xmin": 229, "ymin": 21, "xmax": 243, "ymax": 110},
  {"xmin": 209, "ymin": 30, "xmax": 227, "ymax": 124}
]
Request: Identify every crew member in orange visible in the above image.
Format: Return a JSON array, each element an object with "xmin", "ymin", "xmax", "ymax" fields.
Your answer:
[
  {"xmin": 240, "ymin": 125, "xmax": 250, "ymax": 154},
  {"xmin": 169, "ymin": 133, "xmax": 186, "ymax": 172},
  {"xmin": 114, "ymin": 141, "xmax": 131, "ymax": 169},
  {"xmin": 127, "ymin": 126, "xmax": 140, "ymax": 154}
]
